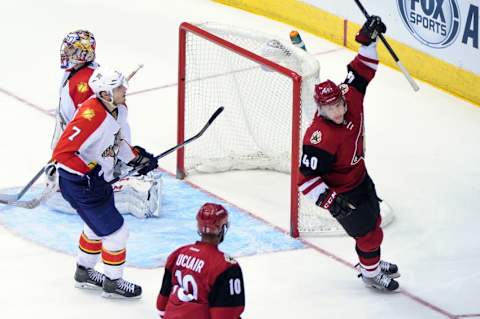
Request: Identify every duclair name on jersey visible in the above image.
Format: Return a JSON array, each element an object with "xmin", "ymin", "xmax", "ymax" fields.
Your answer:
[{"xmin": 175, "ymin": 253, "xmax": 205, "ymax": 273}]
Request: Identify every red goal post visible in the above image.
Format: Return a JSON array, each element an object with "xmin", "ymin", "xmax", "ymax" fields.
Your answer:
[{"xmin": 176, "ymin": 22, "xmax": 393, "ymax": 237}]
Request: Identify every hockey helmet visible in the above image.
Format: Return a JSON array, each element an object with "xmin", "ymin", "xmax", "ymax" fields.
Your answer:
[
  {"xmin": 60, "ymin": 30, "xmax": 96, "ymax": 69},
  {"xmin": 196, "ymin": 203, "xmax": 229, "ymax": 238},
  {"xmin": 314, "ymin": 80, "xmax": 342, "ymax": 106},
  {"xmin": 88, "ymin": 67, "xmax": 128, "ymax": 99}
]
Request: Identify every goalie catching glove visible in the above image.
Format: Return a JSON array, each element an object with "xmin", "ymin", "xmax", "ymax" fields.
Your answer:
[
  {"xmin": 355, "ymin": 15, "xmax": 386, "ymax": 45},
  {"xmin": 128, "ymin": 146, "xmax": 158, "ymax": 175}
]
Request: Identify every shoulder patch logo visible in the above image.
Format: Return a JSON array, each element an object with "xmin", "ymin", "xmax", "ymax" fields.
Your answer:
[
  {"xmin": 310, "ymin": 130, "xmax": 322, "ymax": 144},
  {"xmin": 339, "ymin": 83, "xmax": 349, "ymax": 95},
  {"xmin": 224, "ymin": 253, "xmax": 238, "ymax": 264},
  {"xmin": 77, "ymin": 82, "xmax": 89, "ymax": 93},
  {"xmin": 81, "ymin": 108, "xmax": 95, "ymax": 121}
]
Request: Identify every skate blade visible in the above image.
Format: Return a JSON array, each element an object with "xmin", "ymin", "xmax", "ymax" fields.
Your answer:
[
  {"xmin": 363, "ymin": 282, "xmax": 400, "ymax": 293},
  {"xmin": 74, "ymin": 282, "xmax": 103, "ymax": 290},
  {"xmin": 101, "ymin": 291, "xmax": 142, "ymax": 299},
  {"xmin": 385, "ymin": 271, "xmax": 401, "ymax": 279}
]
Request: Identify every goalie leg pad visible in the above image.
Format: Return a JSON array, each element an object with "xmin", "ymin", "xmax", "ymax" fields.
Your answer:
[{"xmin": 113, "ymin": 174, "xmax": 162, "ymax": 218}]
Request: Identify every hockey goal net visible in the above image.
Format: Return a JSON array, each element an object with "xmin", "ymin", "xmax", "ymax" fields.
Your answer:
[{"xmin": 176, "ymin": 22, "xmax": 393, "ymax": 237}]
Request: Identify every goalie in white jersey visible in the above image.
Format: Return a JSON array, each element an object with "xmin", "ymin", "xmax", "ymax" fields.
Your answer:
[{"xmin": 48, "ymin": 29, "xmax": 161, "ymax": 219}]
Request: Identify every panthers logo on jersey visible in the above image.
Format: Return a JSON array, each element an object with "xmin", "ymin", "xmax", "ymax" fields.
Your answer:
[
  {"xmin": 101, "ymin": 145, "xmax": 116, "ymax": 158},
  {"xmin": 77, "ymin": 82, "xmax": 89, "ymax": 93},
  {"xmin": 81, "ymin": 108, "xmax": 95, "ymax": 121}
]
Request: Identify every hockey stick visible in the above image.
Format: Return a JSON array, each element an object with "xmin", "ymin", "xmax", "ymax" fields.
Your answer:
[
  {"xmin": 354, "ymin": 0, "xmax": 419, "ymax": 92},
  {"xmin": 0, "ymin": 183, "xmax": 56, "ymax": 209},
  {"xmin": 126, "ymin": 64, "xmax": 144, "ymax": 81},
  {"xmin": 109, "ymin": 106, "xmax": 225, "ymax": 184},
  {"xmin": 0, "ymin": 65, "xmax": 146, "ymax": 209},
  {"xmin": 0, "ymin": 166, "xmax": 46, "ymax": 204},
  {"xmin": 0, "ymin": 106, "xmax": 224, "ymax": 209}
]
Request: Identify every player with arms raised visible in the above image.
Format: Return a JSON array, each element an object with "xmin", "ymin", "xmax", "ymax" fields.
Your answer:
[
  {"xmin": 299, "ymin": 16, "xmax": 400, "ymax": 291},
  {"xmin": 157, "ymin": 203, "xmax": 245, "ymax": 318}
]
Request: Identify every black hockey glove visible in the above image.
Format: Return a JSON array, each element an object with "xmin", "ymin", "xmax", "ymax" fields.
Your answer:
[
  {"xmin": 355, "ymin": 15, "xmax": 386, "ymax": 45},
  {"xmin": 128, "ymin": 146, "xmax": 158, "ymax": 176},
  {"xmin": 84, "ymin": 164, "xmax": 106, "ymax": 191},
  {"xmin": 316, "ymin": 189, "xmax": 356, "ymax": 219},
  {"xmin": 44, "ymin": 162, "xmax": 57, "ymax": 181}
]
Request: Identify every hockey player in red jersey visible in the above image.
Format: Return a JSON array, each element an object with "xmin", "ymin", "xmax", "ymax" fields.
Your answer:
[
  {"xmin": 298, "ymin": 16, "xmax": 400, "ymax": 291},
  {"xmin": 51, "ymin": 66, "xmax": 158, "ymax": 298},
  {"xmin": 157, "ymin": 203, "xmax": 245, "ymax": 319}
]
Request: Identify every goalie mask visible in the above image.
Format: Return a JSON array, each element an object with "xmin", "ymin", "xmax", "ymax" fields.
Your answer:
[
  {"xmin": 60, "ymin": 30, "xmax": 96, "ymax": 69},
  {"xmin": 197, "ymin": 203, "xmax": 229, "ymax": 242}
]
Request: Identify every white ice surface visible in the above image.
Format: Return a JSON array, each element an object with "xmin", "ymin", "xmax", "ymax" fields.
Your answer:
[{"xmin": 0, "ymin": 0, "xmax": 479, "ymax": 318}]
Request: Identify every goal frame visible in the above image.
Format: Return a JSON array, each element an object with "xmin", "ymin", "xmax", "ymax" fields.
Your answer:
[{"xmin": 176, "ymin": 22, "xmax": 303, "ymax": 237}]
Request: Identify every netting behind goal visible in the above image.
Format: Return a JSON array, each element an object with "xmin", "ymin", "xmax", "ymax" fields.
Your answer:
[{"xmin": 176, "ymin": 22, "xmax": 393, "ymax": 237}]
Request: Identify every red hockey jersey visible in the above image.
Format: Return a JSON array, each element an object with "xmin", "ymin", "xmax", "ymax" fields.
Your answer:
[
  {"xmin": 157, "ymin": 241, "xmax": 245, "ymax": 319},
  {"xmin": 59, "ymin": 63, "xmax": 97, "ymax": 124},
  {"xmin": 299, "ymin": 43, "xmax": 378, "ymax": 195}
]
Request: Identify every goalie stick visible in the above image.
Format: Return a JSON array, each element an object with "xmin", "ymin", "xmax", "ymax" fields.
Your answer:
[
  {"xmin": 0, "ymin": 65, "xmax": 146, "ymax": 209},
  {"xmin": 109, "ymin": 106, "xmax": 225, "ymax": 184},
  {"xmin": 0, "ymin": 166, "xmax": 46, "ymax": 205},
  {"xmin": 354, "ymin": 0, "xmax": 419, "ymax": 92}
]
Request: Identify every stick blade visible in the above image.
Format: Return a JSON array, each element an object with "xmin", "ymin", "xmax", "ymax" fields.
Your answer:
[
  {"xmin": 0, "ymin": 193, "xmax": 19, "ymax": 203},
  {"xmin": 208, "ymin": 106, "xmax": 224, "ymax": 124}
]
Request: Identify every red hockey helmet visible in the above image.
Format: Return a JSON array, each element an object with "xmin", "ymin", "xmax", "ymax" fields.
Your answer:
[
  {"xmin": 196, "ymin": 203, "xmax": 229, "ymax": 237},
  {"xmin": 314, "ymin": 80, "xmax": 342, "ymax": 106}
]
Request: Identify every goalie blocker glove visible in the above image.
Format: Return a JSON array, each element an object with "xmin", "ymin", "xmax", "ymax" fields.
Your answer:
[
  {"xmin": 128, "ymin": 146, "xmax": 158, "ymax": 175},
  {"xmin": 355, "ymin": 15, "xmax": 386, "ymax": 45}
]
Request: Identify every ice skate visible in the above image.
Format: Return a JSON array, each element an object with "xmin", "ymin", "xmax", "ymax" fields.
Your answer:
[
  {"xmin": 74, "ymin": 264, "xmax": 105, "ymax": 290},
  {"xmin": 380, "ymin": 260, "xmax": 400, "ymax": 278},
  {"xmin": 358, "ymin": 272, "xmax": 399, "ymax": 292},
  {"xmin": 102, "ymin": 277, "xmax": 142, "ymax": 299}
]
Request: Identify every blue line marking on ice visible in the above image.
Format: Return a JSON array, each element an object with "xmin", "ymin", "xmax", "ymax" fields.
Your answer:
[{"xmin": 0, "ymin": 173, "xmax": 304, "ymax": 268}]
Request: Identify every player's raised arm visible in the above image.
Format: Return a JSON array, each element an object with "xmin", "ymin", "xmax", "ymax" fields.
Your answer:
[{"xmin": 344, "ymin": 16, "xmax": 386, "ymax": 95}]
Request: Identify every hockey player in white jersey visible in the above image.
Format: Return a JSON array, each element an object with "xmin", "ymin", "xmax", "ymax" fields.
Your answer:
[
  {"xmin": 51, "ymin": 67, "xmax": 159, "ymax": 298},
  {"xmin": 48, "ymin": 30, "xmax": 161, "ymax": 219}
]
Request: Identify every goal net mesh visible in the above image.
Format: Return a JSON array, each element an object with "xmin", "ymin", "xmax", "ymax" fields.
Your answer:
[{"xmin": 180, "ymin": 22, "xmax": 393, "ymax": 236}]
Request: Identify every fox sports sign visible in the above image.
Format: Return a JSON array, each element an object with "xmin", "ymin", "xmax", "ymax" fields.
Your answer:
[{"xmin": 398, "ymin": 0, "xmax": 461, "ymax": 48}]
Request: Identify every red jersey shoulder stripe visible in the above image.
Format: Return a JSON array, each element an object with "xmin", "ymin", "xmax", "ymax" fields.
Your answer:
[{"xmin": 53, "ymin": 98, "xmax": 107, "ymax": 173}]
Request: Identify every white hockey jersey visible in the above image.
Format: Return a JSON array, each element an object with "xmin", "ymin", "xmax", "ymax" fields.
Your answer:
[{"xmin": 52, "ymin": 96, "xmax": 136, "ymax": 182}]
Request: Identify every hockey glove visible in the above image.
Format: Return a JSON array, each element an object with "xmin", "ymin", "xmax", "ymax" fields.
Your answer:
[
  {"xmin": 129, "ymin": 146, "xmax": 158, "ymax": 176},
  {"xmin": 355, "ymin": 15, "xmax": 386, "ymax": 45},
  {"xmin": 43, "ymin": 163, "xmax": 58, "ymax": 185},
  {"xmin": 316, "ymin": 189, "xmax": 356, "ymax": 219},
  {"xmin": 84, "ymin": 165, "xmax": 106, "ymax": 191}
]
